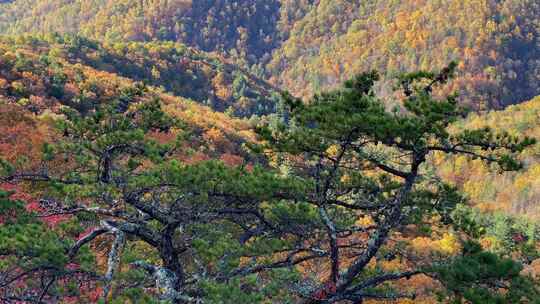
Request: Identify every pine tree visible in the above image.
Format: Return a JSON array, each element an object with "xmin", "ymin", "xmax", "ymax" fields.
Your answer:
[
  {"xmin": 248, "ymin": 62, "xmax": 537, "ymax": 302},
  {"xmin": 1, "ymin": 65, "xmax": 537, "ymax": 303}
]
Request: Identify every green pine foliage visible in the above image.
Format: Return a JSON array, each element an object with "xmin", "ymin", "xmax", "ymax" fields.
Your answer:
[{"xmin": 434, "ymin": 241, "xmax": 540, "ymax": 304}]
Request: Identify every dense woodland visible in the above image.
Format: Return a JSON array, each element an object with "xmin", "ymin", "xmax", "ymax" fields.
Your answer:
[
  {"xmin": 1, "ymin": 0, "xmax": 540, "ymax": 303},
  {"xmin": 0, "ymin": 34, "xmax": 281, "ymax": 117},
  {"xmin": 1, "ymin": 0, "xmax": 540, "ymax": 109}
]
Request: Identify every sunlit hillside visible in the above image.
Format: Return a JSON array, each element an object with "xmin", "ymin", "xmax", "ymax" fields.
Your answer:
[{"xmin": 436, "ymin": 97, "xmax": 540, "ymax": 217}]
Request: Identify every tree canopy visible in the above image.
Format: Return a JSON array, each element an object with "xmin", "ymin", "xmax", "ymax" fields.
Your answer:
[{"xmin": 1, "ymin": 63, "xmax": 538, "ymax": 303}]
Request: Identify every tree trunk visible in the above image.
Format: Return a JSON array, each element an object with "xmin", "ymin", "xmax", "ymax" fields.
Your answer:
[{"xmin": 160, "ymin": 225, "xmax": 186, "ymax": 303}]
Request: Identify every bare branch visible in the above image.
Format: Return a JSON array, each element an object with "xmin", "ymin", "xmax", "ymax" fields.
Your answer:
[
  {"xmin": 101, "ymin": 223, "xmax": 126, "ymax": 301},
  {"xmin": 69, "ymin": 227, "xmax": 109, "ymax": 258}
]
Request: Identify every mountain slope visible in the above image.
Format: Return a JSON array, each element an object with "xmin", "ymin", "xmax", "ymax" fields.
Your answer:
[
  {"xmin": 2, "ymin": 33, "xmax": 539, "ymax": 218},
  {"xmin": 1, "ymin": 34, "xmax": 280, "ymax": 117},
  {"xmin": 435, "ymin": 96, "xmax": 540, "ymax": 217},
  {"xmin": 0, "ymin": 0, "xmax": 282, "ymax": 63},
  {"xmin": 269, "ymin": 0, "xmax": 540, "ymax": 109},
  {"xmin": 2, "ymin": 0, "xmax": 540, "ymax": 110},
  {"xmin": 0, "ymin": 35, "xmax": 255, "ymax": 164},
  {"xmin": 2, "ymin": 0, "xmax": 540, "ymax": 216}
]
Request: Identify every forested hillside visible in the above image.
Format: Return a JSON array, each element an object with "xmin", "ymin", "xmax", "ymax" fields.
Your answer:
[
  {"xmin": 1, "ymin": 0, "xmax": 540, "ymax": 109},
  {"xmin": 269, "ymin": 0, "xmax": 540, "ymax": 109},
  {"xmin": 0, "ymin": 35, "xmax": 256, "ymax": 164},
  {"xmin": 1, "ymin": 1, "xmax": 540, "ymax": 303},
  {"xmin": 0, "ymin": 0, "xmax": 282, "ymax": 63},
  {"xmin": 0, "ymin": 34, "xmax": 280, "ymax": 117},
  {"xmin": 436, "ymin": 96, "xmax": 540, "ymax": 218}
]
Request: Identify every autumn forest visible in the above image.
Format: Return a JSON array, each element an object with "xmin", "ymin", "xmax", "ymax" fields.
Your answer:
[{"xmin": 0, "ymin": 1, "xmax": 540, "ymax": 303}]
